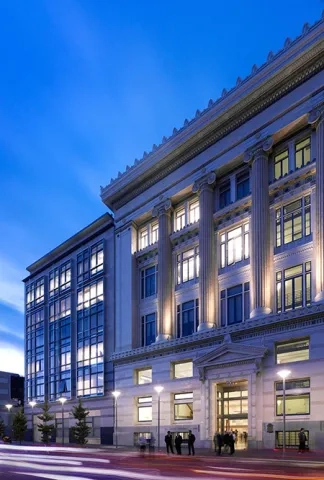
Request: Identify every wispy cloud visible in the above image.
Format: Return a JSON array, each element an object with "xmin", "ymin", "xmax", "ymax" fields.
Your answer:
[
  {"xmin": 0, "ymin": 341, "xmax": 24, "ymax": 376},
  {"xmin": 0, "ymin": 323, "xmax": 24, "ymax": 341},
  {"xmin": 0, "ymin": 255, "xmax": 25, "ymax": 313}
]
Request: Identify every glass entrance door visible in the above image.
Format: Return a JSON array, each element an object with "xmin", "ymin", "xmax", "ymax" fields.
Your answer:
[{"xmin": 217, "ymin": 381, "xmax": 248, "ymax": 449}]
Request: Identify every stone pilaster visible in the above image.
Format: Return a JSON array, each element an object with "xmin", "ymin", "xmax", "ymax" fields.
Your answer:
[
  {"xmin": 193, "ymin": 172, "xmax": 217, "ymax": 330},
  {"xmin": 309, "ymin": 108, "xmax": 324, "ymax": 302},
  {"xmin": 245, "ymin": 138, "xmax": 273, "ymax": 318},
  {"xmin": 152, "ymin": 199, "xmax": 173, "ymax": 342}
]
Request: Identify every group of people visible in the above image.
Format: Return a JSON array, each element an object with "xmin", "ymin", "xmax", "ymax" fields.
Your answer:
[
  {"xmin": 213, "ymin": 430, "xmax": 241, "ymax": 455},
  {"xmin": 165, "ymin": 430, "xmax": 196, "ymax": 455}
]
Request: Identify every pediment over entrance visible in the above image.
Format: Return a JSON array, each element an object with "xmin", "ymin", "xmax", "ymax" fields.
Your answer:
[{"xmin": 194, "ymin": 341, "xmax": 267, "ymax": 381}]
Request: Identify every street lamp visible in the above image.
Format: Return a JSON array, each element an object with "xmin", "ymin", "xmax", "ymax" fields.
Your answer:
[
  {"xmin": 277, "ymin": 369, "xmax": 291, "ymax": 454},
  {"xmin": 5, "ymin": 404, "xmax": 13, "ymax": 437},
  {"xmin": 58, "ymin": 397, "xmax": 67, "ymax": 445},
  {"xmin": 29, "ymin": 401, "xmax": 37, "ymax": 443},
  {"xmin": 112, "ymin": 391, "xmax": 121, "ymax": 448},
  {"xmin": 154, "ymin": 386, "xmax": 164, "ymax": 451}
]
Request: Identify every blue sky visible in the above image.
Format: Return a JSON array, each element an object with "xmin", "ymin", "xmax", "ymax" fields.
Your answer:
[{"xmin": 0, "ymin": 0, "xmax": 322, "ymax": 375}]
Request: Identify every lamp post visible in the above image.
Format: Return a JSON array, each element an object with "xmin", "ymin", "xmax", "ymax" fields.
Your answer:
[
  {"xmin": 154, "ymin": 386, "xmax": 164, "ymax": 451},
  {"xmin": 29, "ymin": 401, "xmax": 37, "ymax": 443},
  {"xmin": 112, "ymin": 391, "xmax": 121, "ymax": 448},
  {"xmin": 277, "ymin": 369, "xmax": 291, "ymax": 454},
  {"xmin": 58, "ymin": 397, "xmax": 67, "ymax": 445}
]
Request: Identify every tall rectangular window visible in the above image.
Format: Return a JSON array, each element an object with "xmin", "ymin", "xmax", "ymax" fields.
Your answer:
[
  {"xmin": 275, "ymin": 195, "xmax": 311, "ymax": 247},
  {"xmin": 295, "ymin": 137, "xmax": 311, "ymax": 169},
  {"xmin": 49, "ymin": 316, "xmax": 72, "ymax": 401},
  {"xmin": 138, "ymin": 396, "xmax": 153, "ymax": 422},
  {"xmin": 177, "ymin": 299, "xmax": 199, "ymax": 338},
  {"xmin": 49, "ymin": 268, "xmax": 59, "ymax": 297},
  {"xmin": 177, "ymin": 246, "xmax": 199, "ymax": 284},
  {"xmin": 77, "ymin": 249, "xmax": 90, "ymax": 284},
  {"xmin": 77, "ymin": 280, "xmax": 104, "ymax": 397},
  {"xmin": 276, "ymin": 262, "xmax": 311, "ymax": 313},
  {"xmin": 140, "ymin": 229, "xmax": 149, "ymax": 250},
  {"xmin": 236, "ymin": 171, "xmax": 250, "ymax": 200},
  {"xmin": 35, "ymin": 278, "xmax": 45, "ymax": 305},
  {"xmin": 174, "ymin": 392, "xmax": 193, "ymax": 421},
  {"xmin": 141, "ymin": 313, "xmax": 156, "ymax": 346},
  {"xmin": 189, "ymin": 201, "xmax": 199, "ymax": 224},
  {"xmin": 26, "ymin": 309, "xmax": 45, "ymax": 402},
  {"xmin": 90, "ymin": 242, "xmax": 104, "ymax": 276},
  {"xmin": 141, "ymin": 265, "xmax": 158, "ymax": 299},
  {"xmin": 219, "ymin": 181, "xmax": 231, "ymax": 209},
  {"xmin": 274, "ymin": 150, "xmax": 289, "ymax": 180},
  {"xmin": 151, "ymin": 223, "xmax": 159, "ymax": 244},
  {"xmin": 220, "ymin": 282, "xmax": 250, "ymax": 326},
  {"xmin": 276, "ymin": 339, "xmax": 309, "ymax": 364},
  {"xmin": 175, "ymin": 208, "xmax": 186, "ymax": 231},
  {"xmin": 220, "ymin": 224, "xmax": 249, "ymax": 268},
  {"xmin": 60, "ymin": 262, "xmax": 71, "ymax": 292}
]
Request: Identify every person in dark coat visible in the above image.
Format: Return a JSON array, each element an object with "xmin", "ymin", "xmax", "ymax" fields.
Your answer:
[
  {"xmin": 188, "ymin": 430, "xmax": 196, "ymax": 456},
  {"xmin": 175, "ymin": 433, "xmax": 183, "ymax": 455},
  {"xmin": 229, "ymin": 431, "xmax": 235, "ymax": 455},
  {"xmin": 298, "ymin": 428, "xmax": 307, "ymax": 453},
  {"xmin": 216, "ymin": 432, "xmax": 223, "ymax": 456},
  {"xmin": 223, "ymin": 431, "xmax": 230, "ymax": 453},
  {"xmin": 164, "ymin": 431, "xmax": 174, "ymax": 454}
]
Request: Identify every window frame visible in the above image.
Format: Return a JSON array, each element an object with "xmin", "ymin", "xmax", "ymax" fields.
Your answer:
[
  {"xmin": 275, "ymin": 195, "xmax": 311, "ymax": 248},
  {"xmin": 220, "ymin": 223, "xmax": 249, "ymax": 268},
  {"xmin": 274, "ymin": 149, "xmax": 289, "ymax": 180},
  {"xmin": 173, "ymin": 361, "xmax": 193, "ymax": 379},
  {"xmin": 176, "ymin": 299, "xmax": 199, "ymax": 338},
  {"xmin": 276, "ymin": 393, "xmax": 310, "ymax": 416},
  {"xmin": 137, "ymin": 396, "xmax": 153, "ymax": 422},
  {"xmin": 236, "ymin": 170, "xmax": 250, "ymax": 201},
  {"xmin": 136, "ymin": 368, "xmax": 153, "ymax": 385},
  {"xmin": 141, "ymin": 312, "xmax": 156, "ymax": 347},
  {"xmin": 173, "ymin": 198, "xmax": 200, "ymax": 232},
  {"xmin": 219, "ymin": 180, "xmax": 231, "ymax": 209},
  {"xmin": 141, "ymin": 265, "xmax": 158, "ymax": 299},
  {"xmin": 220, "ymin": 282, "xmax": 250, "ymax": 327},
  {"xmin": 177, "ymin": 246, "xmax": 199, "ymax": 285},
  {"xmin": 275, "ymin": 338, "xmax": 310, "ymax": 365},
  {"xmin": 276, "ymin": 262, "xmax": 311, "ymax": 313},
  {"xmin": 174, "ymin": 392, "xmax": 194, "ymax": 421},
  {"xmin": 295, "ymin": 136, "xmax": 311, "ymax": 169}
]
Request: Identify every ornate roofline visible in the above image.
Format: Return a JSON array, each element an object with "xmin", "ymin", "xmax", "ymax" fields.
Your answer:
[{"xmin": 101, "ymin": 14, "xmax": 324, "ymax": 211}]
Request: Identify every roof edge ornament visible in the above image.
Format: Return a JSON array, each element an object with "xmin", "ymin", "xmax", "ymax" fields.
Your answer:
[{"xmin": 100, "ymin": 12, "xmax": 323, "ymax": 193}]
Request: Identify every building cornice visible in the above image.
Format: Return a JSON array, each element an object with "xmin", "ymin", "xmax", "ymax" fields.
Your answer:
[
  {"xmin": 101, "ymin": 17, "xmax": 324, "ymax": 211},
  {"xmin": 111, "ymin": 303, "xmax": 324, "ymax": 364},
  {"xmin": 24, "ymin": 213, "xmax": 114, "ymax": 280}
]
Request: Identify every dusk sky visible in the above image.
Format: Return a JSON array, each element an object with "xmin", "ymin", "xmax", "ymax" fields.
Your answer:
[{"xmin": 0, "ymin": 0, "xmax": 322, "ymax": 375}]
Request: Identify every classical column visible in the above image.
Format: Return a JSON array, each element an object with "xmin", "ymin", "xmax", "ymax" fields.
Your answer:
[
  {"xmin": 309, "ymin": 108, "xmax": 324, "ymax": 302},
  {"xmin": 193, "ymin": 172, "xmax": 217, "ymax": 330},
  {"xmin": 152, "ymin": 199, "xmax": 173, "ymax": 342},
  {"xmin": 245, "ymin": 138, "xmax": 273, "ymax": 318}
]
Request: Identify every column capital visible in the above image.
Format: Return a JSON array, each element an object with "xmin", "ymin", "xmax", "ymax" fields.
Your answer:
[
  {"xmin": 192, "ymin": 171, "xmax": 216, "ymax": 194},
  {"xmin": 243, "ymin": 136, "xmax": 274, "ymax": 165},
  {"xmin": 152, "ymin": 199, "xmax": 173, "ymax": 218},
  {"xmin": 308, "ymin": 106, "xmax": 324, "ymax": 126}
]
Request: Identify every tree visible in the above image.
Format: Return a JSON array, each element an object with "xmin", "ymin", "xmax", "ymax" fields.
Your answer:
[
  {"xmin": 37, "ymin": 401, "xmax": 55, "ymax": 444},
  {"xmin": 12, "ymin": 408, "xmax": 27, "ymax": 444},
  {"xmin": 0, "ymin": 417, "xmax": 5, "ymax": 438},
  {"xmin": 71, "ymin": 399, "xmax": 91, "ymax": 445}
]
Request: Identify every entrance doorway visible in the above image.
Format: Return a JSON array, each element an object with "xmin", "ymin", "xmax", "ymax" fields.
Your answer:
[{"xmin": 216, "ymin": 380, "xmax": 248, "ymax": 450}]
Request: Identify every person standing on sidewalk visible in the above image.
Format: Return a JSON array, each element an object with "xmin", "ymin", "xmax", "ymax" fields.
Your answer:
[
  {"xmin": 175, "ymin": 433, "xmax": 183, "ymax": 455},
  {"xmin": 164, "ymin": 431, "xmax": 174, "ymax": 454},
  {"xmin": 216, "ymin": 432, "xmax": 223, "ymax": 456},
  {"xmin": 188, "ymin": 430, "xmax": 196, "ymax": 456},
  {"xmin": 298, "ymin": 428, "xmax": 307, "ymax": 453},
  {"xmin": 229, "ymin": 431, "xmax": 235, "ymax": 455}
]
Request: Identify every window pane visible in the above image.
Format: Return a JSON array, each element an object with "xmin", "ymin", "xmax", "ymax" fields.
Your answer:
[
  {"xmin": 174, "ymin": 361, "xmax": 193, "ymax": 379},
  {"xmin": 174, "ymin": 392, "xmax": 193, "ymax": 400},
  {"xmin": 276, "ymin": 394, "xmax": 310, "ymax": 415},
  {"xmin": 138, "ymin": 406, "xmax": 152, "ymax": 422},
  {"xmin": 137, "ymin": 368, "xmax": 152, "ymax": 385},
  {"xmin": 174, "ymin": 403, "xmax": 193, "ymax": 420},
  {"xmin": 276, "ymin": 340, "xmax": 309, "ymax": 364}
]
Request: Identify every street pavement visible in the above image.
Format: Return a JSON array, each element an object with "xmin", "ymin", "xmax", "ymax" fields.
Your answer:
[{"xmin": 1, "ymin": 445, "xmax": 324, "ymax": 479}]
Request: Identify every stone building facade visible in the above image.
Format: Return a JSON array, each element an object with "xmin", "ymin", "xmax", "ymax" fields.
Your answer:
[
  {"xmin": 23, "ymin": 214, "xmax": 115, "ymax": 444},
  {"xmin": 101, "ymin": 17, "xmax": 324, "ymax": 449}
]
